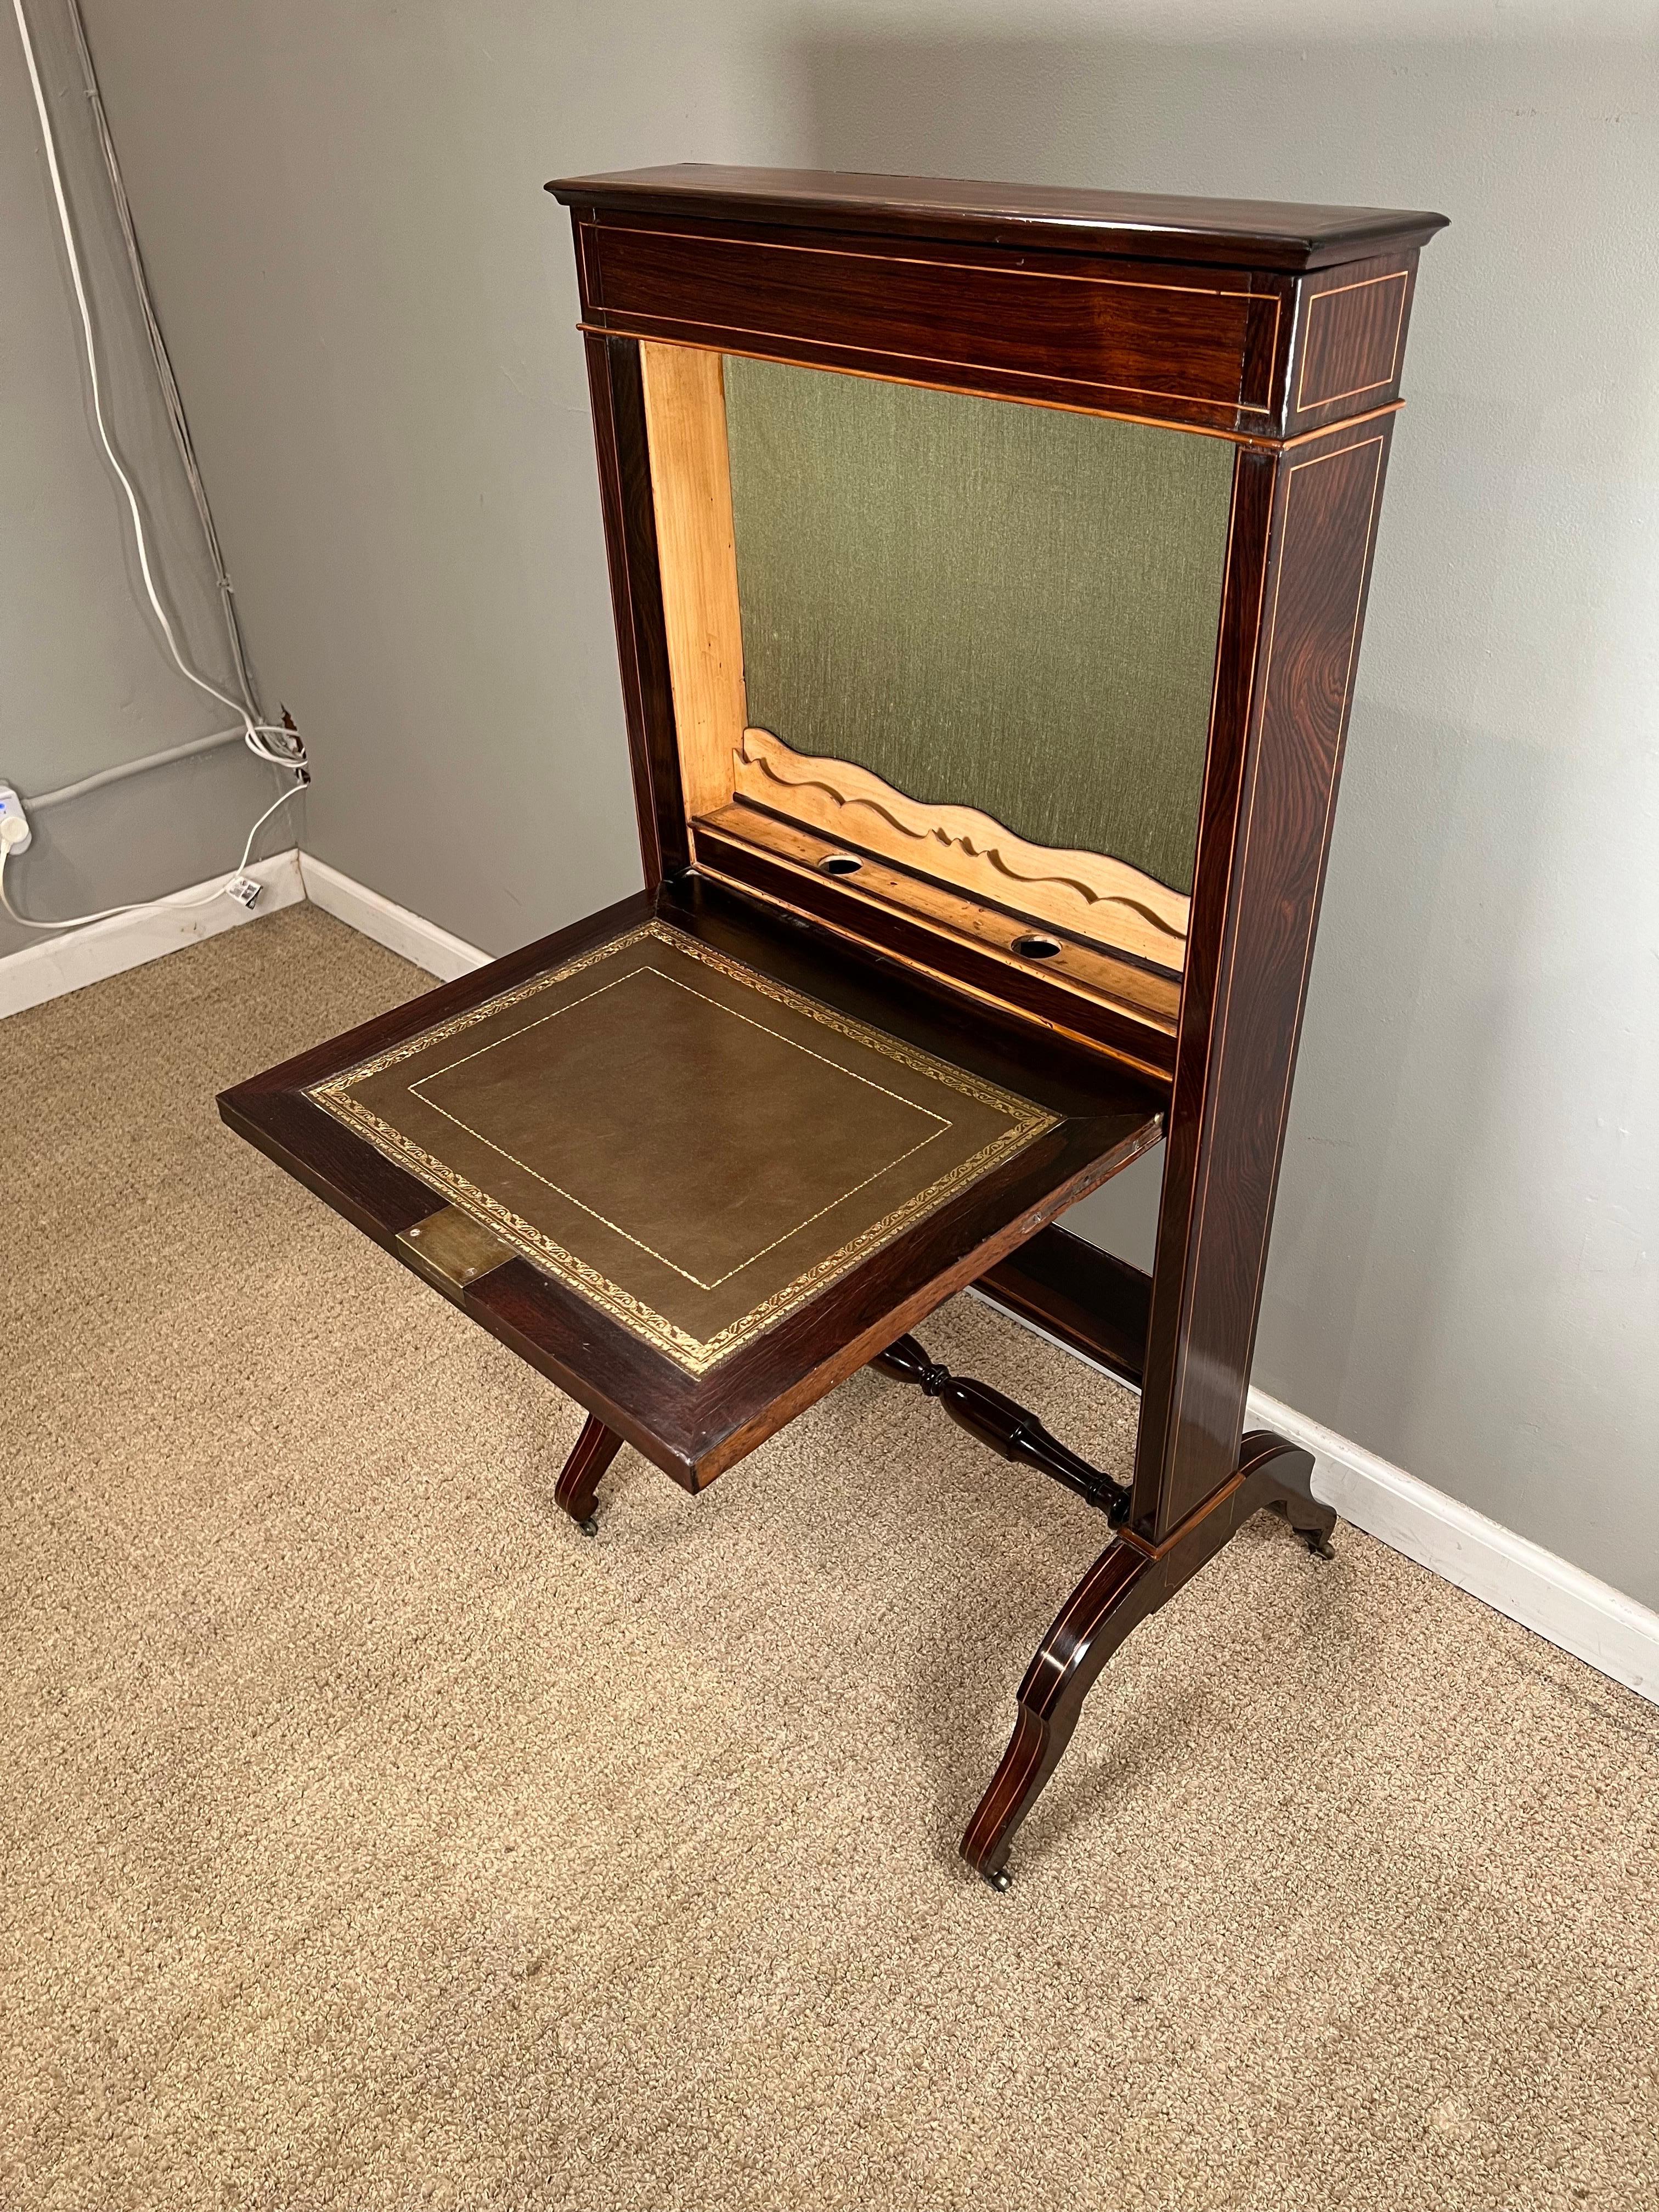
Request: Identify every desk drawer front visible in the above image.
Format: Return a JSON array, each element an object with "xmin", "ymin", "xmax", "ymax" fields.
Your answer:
[{"xmin": 583, "ymin": 220, "xmax": 1276, "ymax": 425}]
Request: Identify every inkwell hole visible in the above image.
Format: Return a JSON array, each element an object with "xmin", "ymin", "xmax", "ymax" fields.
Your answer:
[
  {"xmin": 1014, "ymin": 934, "xmax": 1062, "ymax": 961},
  {"xmin": 819, "ymin": 853, "xmax": 863, "ymax": 877}
]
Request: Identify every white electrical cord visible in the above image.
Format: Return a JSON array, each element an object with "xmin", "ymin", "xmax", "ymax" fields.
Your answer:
[
  {"xmin": 11, "ymin": 0, "xmax": 300, "ymax": 772},
  {"xmin": 63, "ymin": 0, "xmax": 265, "ymax": 728},
  {"xmin": 0, "ymin": 783, "xmax": 300, "ymax": 930},
  {"xmin": 7, "ymin": 0, "xmax": 309, "ymax": 930}
]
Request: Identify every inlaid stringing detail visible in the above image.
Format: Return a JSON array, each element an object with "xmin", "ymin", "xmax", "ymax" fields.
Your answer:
[
  {"xmin": 307, "ymin": 920, "xmax": 1058, "ymax": 1374},
  {"xmin": 734, "ymin": 727, "xmax": 1191, "ymax": 971},
  {"xmin": 585, "ymin": 224, "xmax": 1282, "ymax": 415},
  {"xmin": 1295, "ymin": 269, "xmax": 1408, "ymax": 411}
]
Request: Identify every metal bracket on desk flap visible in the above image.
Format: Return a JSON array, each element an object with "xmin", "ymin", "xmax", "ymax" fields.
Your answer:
[{"xmin": 396, "ymin": 1206, "xmax": 516, "ymax": 1295}]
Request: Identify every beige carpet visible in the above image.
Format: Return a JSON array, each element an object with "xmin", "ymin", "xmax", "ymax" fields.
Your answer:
[{"xmin": 3, "ymin": 906, "xmax": 1656, "ymax": 2212}]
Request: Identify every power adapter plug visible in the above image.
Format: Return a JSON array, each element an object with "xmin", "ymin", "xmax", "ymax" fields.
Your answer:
[{"xmin": 0, "ymin": 785, "xmax": 32, "ymax": 854}]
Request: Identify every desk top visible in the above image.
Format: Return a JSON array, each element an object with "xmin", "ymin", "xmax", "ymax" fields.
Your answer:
[
  {"xmin": 310, "ymin": 918, "xmax": 1056, "ymax": 1376},
  {"xmin": 221, "ymin": 879, "xmax": 1164, "ymax": 1488},
  {"xmin": 548, "ymin": 163, "xmax": 1448, "ymax": 271}
]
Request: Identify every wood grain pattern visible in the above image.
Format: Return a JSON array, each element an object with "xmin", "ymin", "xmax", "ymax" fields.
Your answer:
[
  {"xmin": 639, "ymin": 343, "xmax": 748, "ymax": 817},
  {"xmin": 566, "ymin": 178, "xmax": 1429, "ymax": 1877},
  {"xmin": 561, "ymin": 196, "xmax": 1442, "ymax": 439},
  {"xmin": 960, "ymin": 1432, "xmax": 1329, "ymax": 1881},
  {"xmin": 219, "ymin": 874, "xmax": 1167, "ymax": 1492},
  {"xmin": 1121, "ymin": 444, "xmax": 1275, "ymax": 1536},
  {"xmin": 550, "ymin": 165, "xmax": 1448, "ymax": 274},
  {"xmin": 975, "ymin": 1224, "xmax": 1153, "ymax": 1389},
  {"xmin": 221, "ymin": 170, "xmax": 1441, "ymax": 1887},
  {"xmin": 585, "ymin": 220, "xmax": 1272, "ymax": 435},
  {"xmin": 1296, "ymin": 267, "xmax": 1408, "ymax": 410},
  {"xmin": 600, "ymin": 328, "xmax": 1302, "ymax": 451},
  {"xmin": 696, "ymin": 802, "xmax": 1181, "ymax": 1031},
  {"xmin": 691, "ymin": 814, "xmax": 1180, "ymax": 1076},
  {"xmin": 1135, "ymin": 419, "xmax": 1392, "ymax": 1539},
  {"xmin": 582, "ymin": 335, "xmax": 686, "ymax": 884},
  {"xmin": 733, "ymin": 728, "xmax": 1189, "ymax": 970},
  {"xmin": 1286, "ymin": 253, "xmax": 1419, "ymax": 439}
]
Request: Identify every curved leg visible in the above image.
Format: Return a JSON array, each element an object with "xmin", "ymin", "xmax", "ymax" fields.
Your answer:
[
  {"xmin": 962, "ymin": 1432, "xmax": 1336, "ymax": 1889},
  {"xmin": 961, "ymin": 1540, "xmax": 1166, "ymax": 1888},
  {"xmin": 555, "ymin": 1415, "xmax": 624, "ymax": 1536}
]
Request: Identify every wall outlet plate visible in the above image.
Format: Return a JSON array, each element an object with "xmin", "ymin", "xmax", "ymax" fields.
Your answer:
[{"xmin": 0, "ymin": 784, "xmax": 31, "ymax": 854}]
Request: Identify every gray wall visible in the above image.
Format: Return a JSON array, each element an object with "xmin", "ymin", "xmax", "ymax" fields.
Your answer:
[
  {"xmin": 75, "ymin": 3, "xmax": 1658, "ymax": 1608},
  {"xmin": 1, "ymin": 3, "xmax": 285, "ymax": 958}
]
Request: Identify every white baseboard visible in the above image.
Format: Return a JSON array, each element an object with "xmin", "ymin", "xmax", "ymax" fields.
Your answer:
[
  {"xmin": 298, "ymin": 853, "xmax": 489, "ymax": 980},
  {"xmin": 0, "ymin": 845, "xmax": 484, "ymax": 1014},
  {"xmin": 8, "ymin": 846, "xmax": 1654, "ymax": 1711},
  {"xmin": 1245, "ymin": 1384, "xmax": 1658, "ymax": 1705},
  {"xmin": 0, "ymin": 847, "xmax": 304, "ymax": 1020},
  {"xmin": 975, "ymin": 1291, "xmax": 1658, "ymax": 1707}
]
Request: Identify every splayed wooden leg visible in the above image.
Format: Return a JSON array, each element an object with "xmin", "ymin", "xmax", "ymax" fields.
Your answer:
[
  {"xmin": 554, "ymin": 1415, "xmax": 624, "ymax": 1535},
  {"xmin": 960, "ymin": 1539, "xmax": 1164, "ymax": 1888},
  {"xmin": 961, "ymin": 1432, "xmax": 1335, "ymax": 1887}
]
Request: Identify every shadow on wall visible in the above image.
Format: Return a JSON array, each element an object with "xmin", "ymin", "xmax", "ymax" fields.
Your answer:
[{"xmin": 772, "ymin": 31, "xmax": 1659, "ymax": 1587}]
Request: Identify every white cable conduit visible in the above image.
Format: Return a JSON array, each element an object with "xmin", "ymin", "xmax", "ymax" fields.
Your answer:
[{"xmin": 7, "ymin": 0, "xmax": 312, "ymax": 929}]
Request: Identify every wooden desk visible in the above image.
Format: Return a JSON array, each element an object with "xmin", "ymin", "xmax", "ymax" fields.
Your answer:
[{"xmin": 222, "ymin": 167, "xmax": 1445, "ymax": 1886}]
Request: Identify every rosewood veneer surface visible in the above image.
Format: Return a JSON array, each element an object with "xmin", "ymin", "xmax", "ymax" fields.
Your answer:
[
  {"xmin": 221, "ymin": 877, "xmax": 1164, "ymax": 1489},
  {"xmin": 223, "ymin": 164, "xmax": 1445, "ymax": 1884},
  {"xmin": 553, "ymin": 163, "xmax": 1446, "ymax": 269}
]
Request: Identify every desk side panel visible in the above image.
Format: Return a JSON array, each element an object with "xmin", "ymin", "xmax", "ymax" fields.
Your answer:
[
  {"xmin": 582, "ymin": 326, "xmax": 686, "ymax": 884},
  {"xmin": 1135, "ymin": 415, "xmax": 1395, "ymax": 1539}
]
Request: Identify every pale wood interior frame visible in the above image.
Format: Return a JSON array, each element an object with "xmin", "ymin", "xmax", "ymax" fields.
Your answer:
[
  {"xmin": 692, "ymin": 802, "xmax": 1182, "ymax": 1043},
  {"xmin": 638, "ymin": 336, "xmax": 1209, "ymax": 988},
  {"xmin": 638, "ymin": 341, "xmax": 749, "ymax": 817},
  {"xmin": 732, "ymin": 727, "xmax": 1190, "ymax": 972}
]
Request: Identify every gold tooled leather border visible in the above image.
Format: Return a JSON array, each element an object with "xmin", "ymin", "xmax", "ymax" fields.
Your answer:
[{"xmin": 308, "ymin": 921, "xmax": 1058, "ymax": 1374}]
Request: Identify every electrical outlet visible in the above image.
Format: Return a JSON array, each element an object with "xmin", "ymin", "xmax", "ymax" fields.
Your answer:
[{"xmin": 0, "ymin": 783, "xmax": 31, "ymax": 854}]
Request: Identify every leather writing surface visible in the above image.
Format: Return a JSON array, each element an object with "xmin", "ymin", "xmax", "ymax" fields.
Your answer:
[{"xmin": 308, "ymin": 921, "xmax": 1054, "ymax": 1373}]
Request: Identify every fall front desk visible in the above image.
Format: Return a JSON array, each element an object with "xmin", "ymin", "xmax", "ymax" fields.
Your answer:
[{"xmin": 222, "ymin": 167, "xmax": 1445, "ymax": 1886}]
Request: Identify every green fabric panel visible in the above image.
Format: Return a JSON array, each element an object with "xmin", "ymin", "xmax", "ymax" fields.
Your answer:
[{"xmin": 723, "ymin": 356, "xmax": 1235, "ymax": 896}]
